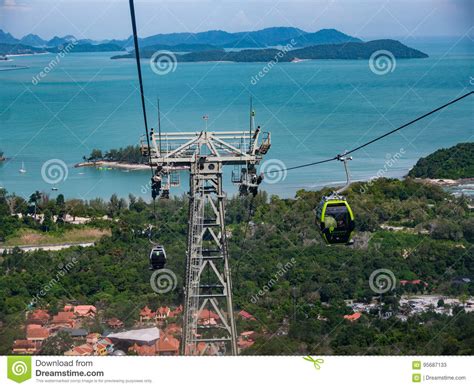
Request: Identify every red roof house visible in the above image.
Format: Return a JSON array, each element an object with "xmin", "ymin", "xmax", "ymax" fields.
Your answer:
[
  {"xmin": 156, "ymin": 331, "xmax": 180, "ymax": 355},
  {"xmin": 169, "ymin": 305, "xmax": 183, "ymax": 318},
  {"xmin": 238, "ymin": 310, "xmax": 256, "ymax": 321},
  {"xmin": 86, "ymin": 333, "xmax": 101, "ymax": 345},
  {"xmin": 156, "ymin": 306, "xmax": 171, "ymax": 320},
  {"xmin": 51, "ymin": 311, "xmax": 76, "ymax": 328},
  {"xmin": 165, "ymin": 323, "xmax": 182, "ymax": 336},
  {"xmin": 106, "ymin": 318, "xmax": 124, "ymax": 329},
  {"xmin": 343, "ymin": 312, "xmax": 362, "ymax": 321},
  {"xmin": 12, "ymin": 340, "xmax": 39, "ymax": 355},
  {"xmin": 26, "ymin": 326, "xmax": 50, "ymax": 342},
  {"xmin": 28, "ymin": 309, "xmax": 50, "ymax": 325},
  {"xmin": 198, "ymin": 309, "xmax": 220, "ymax": 326},
  {"xmin": 139, "ymin": 306, "xmax": 155, "ymax": 323},
  {"xmin": 74, "ymin": 305, "xmax": 97, "ymax": 318},
  {"xmin": 400, "ymin": 279, "xmax": 428, "ymax": 287},
  {"xmin": 65, "ymin": 343, "xmax": 94, "ymax": 356}
]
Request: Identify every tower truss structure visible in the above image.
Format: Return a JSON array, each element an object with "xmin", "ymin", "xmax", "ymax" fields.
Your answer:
[{"xmin": 141, "ymin": 126, "xmax": 271, "ymax": 355}]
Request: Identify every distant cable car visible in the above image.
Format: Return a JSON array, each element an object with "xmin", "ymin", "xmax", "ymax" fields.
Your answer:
[
  {"xmin": 149, "ymin": 245, "xmax": 167, "ymax": 270},
  {"xmin": 315, "ymin": 155, "xmax": 355, "ymax": 245}
]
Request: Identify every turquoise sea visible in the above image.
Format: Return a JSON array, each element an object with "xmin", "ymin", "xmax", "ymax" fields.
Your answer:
[{"xmin": 0, "ymin": 38, "xmax": 473, "ymax": 200}]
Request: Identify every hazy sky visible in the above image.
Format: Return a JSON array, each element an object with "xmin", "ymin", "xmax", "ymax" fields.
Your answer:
[{"xmin": 0, "ymin": 0, "xmax": 472, "ymax": 40}]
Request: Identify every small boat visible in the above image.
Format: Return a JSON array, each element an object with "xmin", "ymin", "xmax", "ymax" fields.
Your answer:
[
  {"xmin": 19, "ymin": 162, "xmax": 26, "ymax": 174},
  {"xmin": 51, "ymin": 187, "xmax": 59, "ymax": 191}
]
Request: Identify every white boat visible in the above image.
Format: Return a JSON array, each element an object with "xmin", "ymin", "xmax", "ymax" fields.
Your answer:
[{"xmin": 19, "ymin": 162, "xmax": 26, "ymax": 174}]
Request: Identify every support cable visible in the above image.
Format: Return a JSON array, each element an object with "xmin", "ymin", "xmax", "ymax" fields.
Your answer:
[{"xmin": 263, "ymin": 91, "xmax": 473, "ymax": 176}]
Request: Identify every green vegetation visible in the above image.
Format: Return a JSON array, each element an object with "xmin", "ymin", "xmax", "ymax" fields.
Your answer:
[
  {"xmin": 83, "ymin": 146, "xmax": 146, "ymax": 164},
  {"xmin": 112, "ymin": 39, "xmax": 427, "ymax": 61},
  {"xmin": 0, "ymin": 176, "xmax": 473, "ymax": 355},
  {"xmin": 408, "ymin": 143, "xmax": 474, "ymax": 179},
  {"xmin": 0, "ymin": 228, "xmax": 110, "ymax": 247}
]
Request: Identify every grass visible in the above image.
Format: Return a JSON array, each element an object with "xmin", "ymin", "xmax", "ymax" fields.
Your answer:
[{"xmin": 0, "ymin": 227, "xmax": 111, "ymax": 247}]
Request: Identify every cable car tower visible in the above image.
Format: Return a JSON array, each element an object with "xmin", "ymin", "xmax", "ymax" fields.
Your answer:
[{"xmin": 141, "ymin": 115, "xmax": 271, "ymax": 355}]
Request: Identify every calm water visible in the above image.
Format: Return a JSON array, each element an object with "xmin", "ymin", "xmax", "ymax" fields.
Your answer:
[{"xmin": 0, "ymin": 39, "xmax": 473, "ymax": 200}]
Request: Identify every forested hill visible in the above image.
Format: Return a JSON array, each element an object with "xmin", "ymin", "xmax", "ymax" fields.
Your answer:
[
  {"xmin": 408, "ymin": 142, "xmax": 474, "ymax": 179},
  {"xmin": 0, "ymin": 177, "xmax": 473, "ymax": 355},
  {"xmin": 112, "ymin": 39, "xmax": 428, "ymax": 61}
]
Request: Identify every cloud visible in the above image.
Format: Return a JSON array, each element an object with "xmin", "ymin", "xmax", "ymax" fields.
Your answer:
[{"xmin": 1, "ymin": 0, "xmax": 31, "ymax": 11}]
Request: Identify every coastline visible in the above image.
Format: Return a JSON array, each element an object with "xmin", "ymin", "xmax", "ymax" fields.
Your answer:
[
  {"xmin": 415, "ymin": 177, "xmax": 474, "ymax": 187},
  {"xmin": 74, "ymin": 160, "xmax": 150, "ymax": 171}
]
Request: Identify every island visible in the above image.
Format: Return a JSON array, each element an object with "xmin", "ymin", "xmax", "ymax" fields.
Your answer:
[
  {"xmin": 111, "ymin": 39, "xmax": 428, "ymax": 62},
  {"xmin": 75, "ymin": 146, "xmax": 149, "ymax": 170}
]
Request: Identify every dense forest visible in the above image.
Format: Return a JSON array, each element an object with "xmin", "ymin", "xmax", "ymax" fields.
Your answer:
[
  {"xmin": 0, "ymin": 176, "xmax": 473, "ymax": 355},
  {"xmin": 408, "ymin": 142, "xmax": 474, "ymax": 179}
]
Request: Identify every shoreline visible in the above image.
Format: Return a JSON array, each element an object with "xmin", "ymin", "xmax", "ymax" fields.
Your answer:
[
  {"xmin": 74, "ymin": 160, "xmax": 150, "ymax": 171},
  {"xmin": 415, "ymin": 177, "xmax": 474, "ymax": 187},
  {"xmin": 74, "ymin": 160, "xmax": 474, "ymax": 187}
]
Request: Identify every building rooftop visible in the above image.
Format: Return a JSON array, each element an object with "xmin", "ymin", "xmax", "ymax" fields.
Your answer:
[{"xmin": 108, "ymin": 327, "xmax": 160, "ymax": 343}]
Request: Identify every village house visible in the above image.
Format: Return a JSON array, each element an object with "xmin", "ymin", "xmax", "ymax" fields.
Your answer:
[
  {"xmin": 156, "ymin": 331, "xmax": 180, "ymax": 355},
  {"xmin": 169, "ymin": 305, "xmax": 183, "ymax": 318},
  {"xmin": 198, "ymin": 309, "xmax": 220, "ymax": 326},
  {"xmin": 237, "ymin": 331, "xmax": 255, "ymax": 350},
  {"xmin": 50, "ymin": 311, "xmax": 76, "ymax": 329},
  {"xmin": 165, "ymin": 323, "xmax": 182, "ymax": 336},
  {"xmin": 94, "ymin": 337, "xmax": 114, "ymax": 356},
  {"xmin": 26, "ymin": 324, "xmax": 50, "ymax": 345},
  {"xmin": 12, "ymin": 340, "xmax": 39, "ymax": 355},
  {"xmin": 139, "ymin": 306, "xmax": 156, "ymax": 324},
  {"xmin": 108, "ymin": 327, "xmax": 161, "ymax": 356},
  {"xmin": 400, "ymin": 279, "xmax": 428, "ymax": 287},
  {"xmin": 60, "ymin": 328, "xmax": 89, "ymax": 341},
  {"xmin": 238, "ymin": 310, "xmax": 256, "ymax": 321},
  {"xmin": 86, "ymin": 333, "xmax": 101, "ymax": 345},
  {"xmin": 106, "ymin": 317, "xmax": 124, "ymax": 329},
  {"xmin": 27, "ymin": 309, "xmax": 50, "ymax": 325},
  {"xmin": 156, "ymin": 306, "xmax": 171, "ymax": 321},
  {"xmin": 344, "ymin": 312, "xmax": 362, "ymax": 321},
  {"xmin": 64, "ymin": 343, "xmax": 94, "ymax": 356},
  {"xmin": 73, "ymin": 305, "xmax": 97, "ymax": 318}
]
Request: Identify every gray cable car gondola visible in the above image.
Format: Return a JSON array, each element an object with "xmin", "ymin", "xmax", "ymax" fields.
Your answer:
[{"xmin": 149, "ymin": 245, "xmax": 167, "ymax": 270}]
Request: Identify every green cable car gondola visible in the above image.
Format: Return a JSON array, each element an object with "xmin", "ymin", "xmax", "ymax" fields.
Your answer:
[
  {"xmin": 316, "ymin": 196, "xmax": 355, "ymax": 244},
  {"xmin": 315, "ymin": 155, "xmax": 355, "ymax": 245}
]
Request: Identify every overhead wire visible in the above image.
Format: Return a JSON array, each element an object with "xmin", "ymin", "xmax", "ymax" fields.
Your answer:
[{"xmin": 263, "ymin": 91, "xmax": 473, "ymax": 175}]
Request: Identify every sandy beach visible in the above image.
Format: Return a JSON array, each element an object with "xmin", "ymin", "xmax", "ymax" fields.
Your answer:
[{"xmin": 74, "ymin": 160, "xmax": 150, "ymax": 171}]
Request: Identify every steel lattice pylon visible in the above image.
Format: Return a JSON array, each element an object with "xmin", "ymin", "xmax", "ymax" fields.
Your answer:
[{"xmin": 141, "ymin": 125, "xmax": 270, "ymax": 355}]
